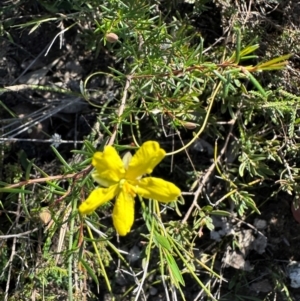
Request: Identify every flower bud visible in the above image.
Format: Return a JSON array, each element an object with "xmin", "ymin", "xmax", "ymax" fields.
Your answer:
[
  {"xmin": 182, "ymin": 121, "xmax": 197, "ymax": 130},
  {"xmin": 106, "ymin": 32, "xmax": 119, "ymax": 43},
  {"xmin": 39, "ymin": 208, "xmax": 51, "ymax": 225}
]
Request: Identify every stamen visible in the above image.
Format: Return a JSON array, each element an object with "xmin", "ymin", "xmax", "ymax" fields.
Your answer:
[
  {"xmin": 121, "ymin": 181, "xmax": 136, "ymax": 197},
  {"xmin": 119, "ymin": 179, "xmax": 126, "ymax": 189}
]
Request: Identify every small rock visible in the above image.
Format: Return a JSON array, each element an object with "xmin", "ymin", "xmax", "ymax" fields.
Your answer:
[
  {"xmin": 287, "ymin": 261, "xmax": 300, "ymax": 288},
  {"xmin": 149, "ymin": 286, "xmax": 158, "ymax": 295},
  {"xmin": 115, "ymin": 270, "xmax": 128, "ymax": 286},
  {"xmin": 251, "ymin": 233, "xmax": 267, "ymax": 254},
  {"xmin": 222, "ymin": 247, "xmax": 252, "ymax": 271},
  {"xmin": 127, "ymin": 245, "xmax": 141, "ymax": 263},
  {"xmin": 254, "ymin": 218, "xmax": 267, "ymax": 230},
  {"xmin": 250, "ymin": 279, "xmax": 272, "ymax": 293},
  {"xmin": 65, "ymin": 61, "xmax": 83, "ymax": 76}
]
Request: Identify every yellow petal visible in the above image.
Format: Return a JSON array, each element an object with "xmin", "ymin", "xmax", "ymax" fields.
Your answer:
[
  {"xmin": 92, "ymin": 146, "xmax": 126, "ymax": 185},
  {"xmin": 112, "ymin": 185, "xmax": 135, "ymax": 236},
  {"xmin": 136, "ymin": 177, "xmax": 181, "ymax": 203},
  {"xmin": 92, "ymin": 171, "xmax": 115, "ymax": 187},
  {"xmin": 126, "ymin": 141, "xmax": 165, "ymax": 179},
  {"xmin": 79, "ymin": 185, "xmax": 118, "ymax": 215}
]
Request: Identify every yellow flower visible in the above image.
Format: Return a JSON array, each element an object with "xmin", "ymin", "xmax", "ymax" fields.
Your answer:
[{"xmin": 79, "ymin": 141, "xmax": 181, "ymax": 236}]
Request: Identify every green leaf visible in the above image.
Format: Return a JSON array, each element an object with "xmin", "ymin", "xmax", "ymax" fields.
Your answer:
[
  {"xmin": 154, "ymin": 233, "xmax": 171, "ymax": 251},
  {"xmin": 0, "ymin": 188, "xmax": 32, "ymax": 193},
  {"xmin": 244, "ymin": 70, "xmax": 267, "ymax": 97},
  {"xmin": 255, "ymin": 54, "xmax": 291, "ymax": 70},
  {"xmin": 210, "ymin": 210, "xmax": 232, "ymax": 217},
  {"xmin": 25, "ymin": 159, "xmax": 34, "ymax": 180},
  {"xmin": 80, "ymin": 258, "xmax": 99, "ymax": 286},
  {"xmin": 51, "ymin": 146, "xmax": 72, "ymax": 171},
  {"xmin": 165, "ymin": 252, "xmax": 185, "ymax": 286}
]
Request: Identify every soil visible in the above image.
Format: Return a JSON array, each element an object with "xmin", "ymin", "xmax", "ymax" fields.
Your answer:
[{"xmin": 2, "ymin": 1, "xmax": 300, "ymax": 301}]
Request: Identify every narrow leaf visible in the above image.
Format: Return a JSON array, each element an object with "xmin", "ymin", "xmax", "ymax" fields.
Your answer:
[
  {"xmin": 244, "ymin": 70, "xmax": 267, "ymax": 97},
  {"xmin": 80, "ymin": 258, "xmax": 99, "ymax": 286},
  {"xmin": 210, "ymin": 210, "xmax": 232, "ymax": 217},
  {"xmin": 255, "ymin": 54, "xmax": 291, "ymax": 69},
  {"xmin": 166, "ymin": 253, "xmax": 185, "ymax": 286},
  {"xmin": 0, "ymin": 188, "xmax": 32, "ymax": 193},
  {"xmin": 154, "ymin": 233, "xmax": 172, "ymax": 251}
]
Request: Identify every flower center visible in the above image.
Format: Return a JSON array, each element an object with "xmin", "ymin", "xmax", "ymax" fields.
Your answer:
[{"xmin": 119, "ymin": 179, "xmax": 136, "ymax": 197}]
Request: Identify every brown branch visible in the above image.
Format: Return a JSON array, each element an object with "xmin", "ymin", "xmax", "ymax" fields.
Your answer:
[
  {"xmin": 3, "ymin": 165, "xmax": 93, "ymax": 190},
  {"xmin": 108, "ymin": 75, "xmax": 132, "ymax": 146},
  {"xmin": 181, "ymin": 114, "xmax": 239, "ymax": 224}
]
